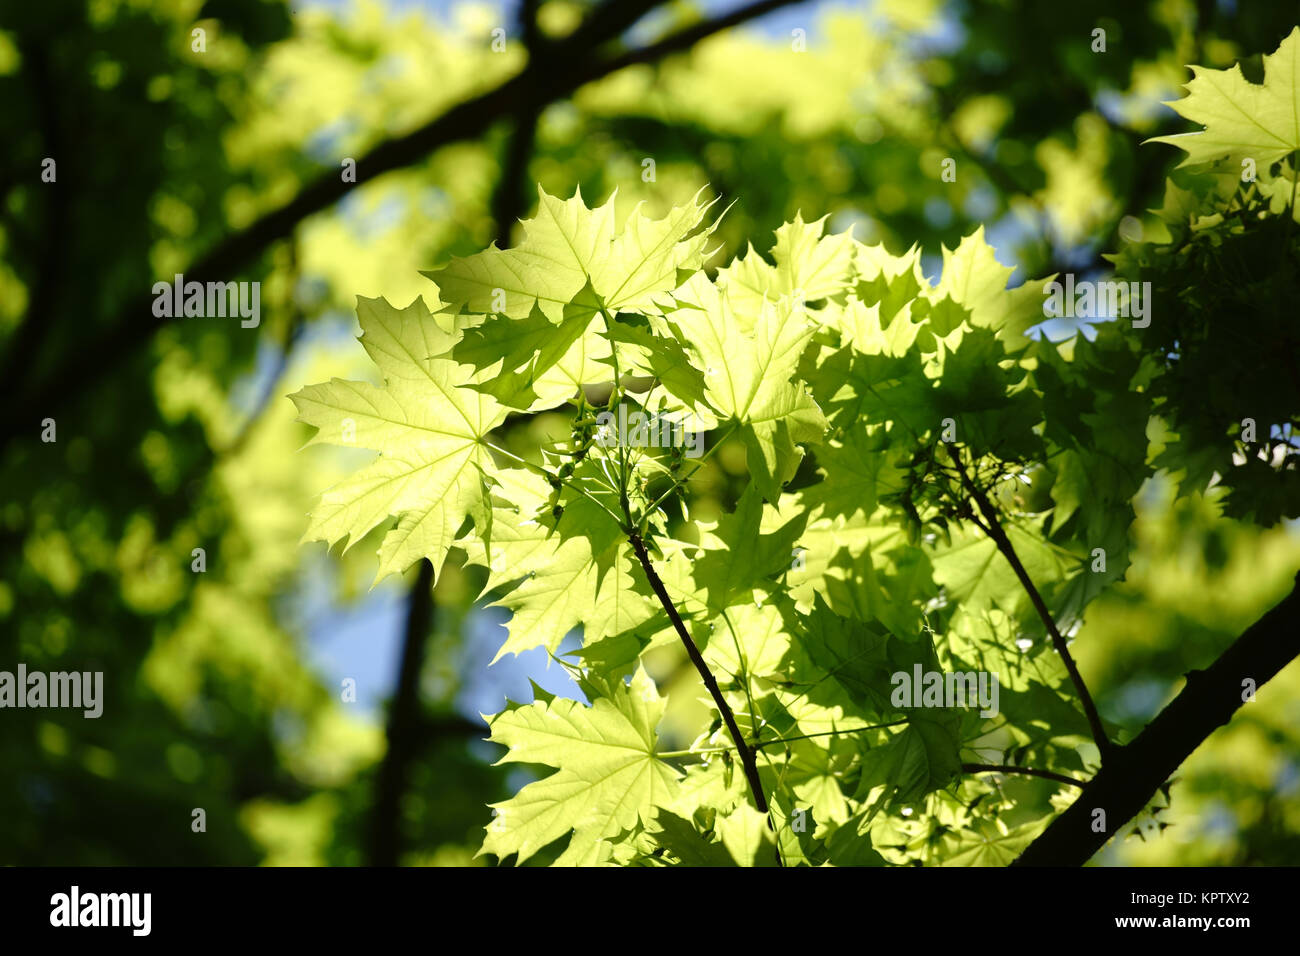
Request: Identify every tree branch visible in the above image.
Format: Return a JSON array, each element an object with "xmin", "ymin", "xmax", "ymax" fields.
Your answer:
[
  {"xmin": 368, "ymin": 558, "xmax": 436, "ymax": 867},
  {"xmin": 1, "ymin": 44, "xmax": 70, "ymax": 396},
  {"xmin": 945, "ymin": 443, "xmax": 1114, "ymax": 759},
  {"xmin": 594, "ymin": 0, "xmax": 800, "ymax": 72},
  {"xmin": 627, "ymin": 529, "xmax": 769, "ymax": 815},
  {"xmin": 1014, "ymin": 572, "xmax": 1300, "ymax": 866},
  {"xmin": 488, "ymin": 0, "xmax": 544, "ymax": 247},
  {"xmin": 219, "ymin": 239, "xmax": 304, "ymax": 460}
]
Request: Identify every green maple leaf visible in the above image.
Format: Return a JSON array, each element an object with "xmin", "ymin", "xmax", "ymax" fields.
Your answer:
[
  {"xmin": 703, "ymin": 600, "xmax": 793, "ymax": 682},
  {"xmin": 671, "ymin": 273, "xmax": 827, "ymax": 499},
  {"xmin": 645, "ymin": 805, "xmax": 778, "ymax": 867},
  {"xmin": 931, "ymin": 522, "xmax": 1070, "ymax": 623},
  {"xmin": 424, "ymin": 186, "xmax": 720, "ymax": 322},
  {"xmin": 852, "ymin": 240, "xmax": 928, "ymax": 327},
  {"xmin": 932, "ymin": 227, "xmax": 1047, "ymax": 351},
  {"xmin": 856, "ymin": 713, "xmax": 963, "ymax": 810},
  {"xmin": 1148, "ymin": 27, "xmax": 1300, "ymax": 172},
  {"xmin": 825, "ymin": 815, "xmax": 888, "ymax": 866},
  {"xmin": 781, "ymin": 503, "xmax": 903, "ymax": 614},
  {"xmin": 602, "ymin": 318, "xmax": 713, "ymax": 415},
  {"xmin": 468, "ymin": 467, "xmax": 656, "ymax": 659},
  {"xmin": 788, "ymin": 594, "xmax": 895, "ymax": 713},
  {"xmin": 449, "ymin": 289, "xmax": 611, "ymax": 411},
  {"xmin": 718, "ymin": 212, "xmax": 855, "ymax": 313},
  {"xmin": 691, "ymin": 484, "xmax": 807, "ymax": 612},
  {"xmin": 714, "ymin": 804, "xmax": 779, "ymax": 866},
  {"xmin": 643, "ymin": 809, "xmax": 737, "ymax": 866},
  {"xmin": 289, "ymin": 296, "xmax": 508, "ymax": 580},
  {"xmin": 929, "ymin": 327, "xmax": 1043, "ymax": 459},
  {"xmin": 804, "ymin": 425, "xmax": 908, "ymax": 522},
  {"xmin": 924, "ymin": 294, "xmax": 971, "ymax": 337},
  {"xmin": 834, "ymin": 296, "xmax": 926, "ymax": 356},
  {"xmin": 941, "ymin": 818, "xmax": 1045, "ymax": 867},
  {"xmin": 482, "ymin": 666, "xmax": 681, "ymax": 866}
]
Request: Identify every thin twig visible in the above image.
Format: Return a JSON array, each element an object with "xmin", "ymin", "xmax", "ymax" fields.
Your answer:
[
  {"xmin": 627, "ymin": 529, "xmax": 768, "ymax": 814},
  {"xmin": 961, "ymin": 762, "xmax": 1084, "ymax": 788},
  {"xmin": 944, "ymin": 443, "xmax": 1113, "ymax": 759}
]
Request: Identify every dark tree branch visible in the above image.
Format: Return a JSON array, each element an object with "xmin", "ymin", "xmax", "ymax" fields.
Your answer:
[
  {"xmin": 489, "ymin": 0, "xmax": 544, "ymax": 246},
  {"xmin": 1, "ymin": 44, "xmax": 70, "ymax": 396},
  {"xmin": 595, "ymin": 0, "xmax": 800, "ymax": 73},
  {"xmin": 0, "ymin": 0, "xmax": 804, "ymax": 457},
  {"xmin": 368, "ymin": 558, "xmax": 436, "ymax": 867},
  {"xmin": 962, "ymin": 763, "xmax": 1084, "ymax": 789},
  {"xmin": 1014, "ymin": 572, "xmax": 1300, "ymax": 866},
  {"xmin": 490, "ymin": 108, "xmax": 542, "ymax": 244},
  {"xmin": 945, "ymin": 443, "xmax": 1114, "ymax": 759},
  {"xmin": 418, "ymin": 714, "xmax": 489, "ymax": 739},
  {"xmin": 627, "ymin": 529, "xmax": 769, "ymax": 815}
]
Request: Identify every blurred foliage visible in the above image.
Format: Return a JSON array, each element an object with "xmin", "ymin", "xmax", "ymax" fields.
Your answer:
[{"xmin": 1, "ymin": 0, "xmax": 1297, "ymax": 865}]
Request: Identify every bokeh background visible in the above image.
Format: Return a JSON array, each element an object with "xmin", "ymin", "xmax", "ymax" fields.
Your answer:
[{"xmin": 2, "ymin": 0, "xmax": 1298, "ymax": 865}]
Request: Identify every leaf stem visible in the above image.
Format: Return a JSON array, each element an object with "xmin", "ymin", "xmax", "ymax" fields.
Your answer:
[
  {"xmin": 659, "ymin": 720, "xmax": 911, "ymax": 763},
  {"xmin": 639, "ymin": 422, "xmax": 738, "ymax": 527},
  {"xmin": 755, "ymin": 720, "xmax": 909, "ymax": 750},
  {"xmin": 483, "ymin": 440, "xmax": 624, "ymax": 525}
]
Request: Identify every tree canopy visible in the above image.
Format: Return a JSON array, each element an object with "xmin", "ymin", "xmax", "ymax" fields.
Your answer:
[{"xmin": 3, "ymin": 0, "xmax": 1298, "ymax": 867}]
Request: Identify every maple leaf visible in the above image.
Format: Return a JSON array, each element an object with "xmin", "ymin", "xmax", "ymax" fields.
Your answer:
[
  {"xmin": 482, "ymin": 666, "xmax": 681, "ymax": 866},
  {"xmin": 1148, "ymin": 27, "xmax": 1300, "ymax": 171},
  {"xmin": 691, "ymin": 484, "xmax": 807, "ymax": 612},
  {"xmin": 931, "ymin": 227, "xmax": 1047, "ymax": 351},
  {"xmin": 289, "ymin": 296, "xmax": 508, "ymax": 580},
  {"xmin": 449, "ymin": 292, "xmax": 612, "ymax": 411},
  {"xmin": 468, "ymin": 467, "xmax": 655, "ymax": 660},
  {"xmin": 424, "ymin": 185, "xmax": 721, "ymax": 322},
  {"xmin": 855, "ymin": 713, "xmax": 963, "ymax": 810},
  {"xmin": 670, "ymin": 273, "xmax": 827, "ymax": 499},
  {"xmin": 718, "ymin": 212, "xmax": 855, "ymax": 314}
]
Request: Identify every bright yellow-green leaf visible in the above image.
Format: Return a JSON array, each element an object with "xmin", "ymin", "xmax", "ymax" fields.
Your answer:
[
  {"xmin": 1148, "ymin": 27, "xmax": 1300, "ymax": 171},
  {"xmin": 482, "ymin": 666, "xmax": 681, "ymax": 866},
  {"xmin": 670, "ymin": 274, "xmax": 827, "ymax": 499},
  {"xmin": 425, "ymin": 185, "xmax": 720, "ymax": 322},
  {"xmin": 289, "ymin": 296, "xmax": 508, "ymax": 580},
  {"xmin": 719, "ymin": 212, "xmax": 855, "ymax": 315}
]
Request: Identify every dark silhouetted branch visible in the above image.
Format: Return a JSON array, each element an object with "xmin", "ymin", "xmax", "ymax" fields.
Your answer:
[
  {"xmin": 1014, "ymin": 573, "xmax": 1300, "ymax": 866},
  {"xmin": 369, "ymin": 558, "xmax": 436, "ymax": 867},
  {"xmin": 628, "ymin": 529, "xmax": 769, "ymax": 815}
]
